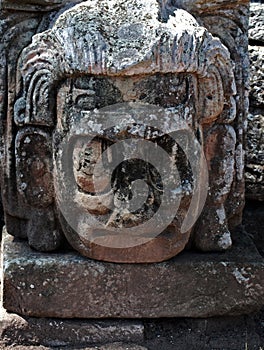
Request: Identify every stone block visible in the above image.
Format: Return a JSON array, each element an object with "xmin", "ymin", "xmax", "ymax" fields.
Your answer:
[
  {"xmin": 245, "ymin": 2, "xmax": 264, "ymax": 201},
  {"xmin": 248, "ymin": 46, "xmax": 264, "ymax": 108},
  {"xmin": 245, "ymin": 111, "xmax": 264, "ymax": 201},
  {"xmin": 249, "ymin": 3, "xmax": 264, "ymax": 43},
  {"xmin": 0, "ymin": 307, "xmax": 144, "ymax": 347},
  {"xmin": 2, "ymin": 228, "xmax": 264, "ymax": 319}
]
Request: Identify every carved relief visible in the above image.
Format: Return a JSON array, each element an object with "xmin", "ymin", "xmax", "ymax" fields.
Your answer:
[{"xmin": 0, "ymin": 0, "xmax": 249, "ymax": 262}]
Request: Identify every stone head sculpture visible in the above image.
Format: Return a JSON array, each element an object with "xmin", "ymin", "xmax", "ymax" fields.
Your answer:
[{"xmin": 2, "ymin": 0, "xmax": 245, "ymax": 262}]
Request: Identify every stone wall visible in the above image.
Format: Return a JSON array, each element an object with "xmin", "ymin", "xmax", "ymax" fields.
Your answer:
[{"xmin": 245, "ymin": 1, "xmax": 264, "ymax": 201}]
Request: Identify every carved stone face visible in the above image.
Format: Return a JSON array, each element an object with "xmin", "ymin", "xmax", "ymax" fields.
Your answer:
[
  {"xmin": 3, "ymin": 0, "xmax": 241, "ymax": 262},
  {"xmin": 54, "ymin": 74, "xmax": 197, "ymax": 262}
]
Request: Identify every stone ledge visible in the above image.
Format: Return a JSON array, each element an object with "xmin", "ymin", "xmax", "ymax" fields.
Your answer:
[
  {"xmin": 0, "ymin": 347, "xmax": 147, "ymax": 350},
  {"xmin": 1, "ymin": 228, "xmax": 264, "ymax": 319},
  {"xmin": 0, "ymin": 308, "xmax": 144, "ymax": 348},
  {"xmin": 0, "ymin": 336, "xmax": 146, "ymax": 350}
]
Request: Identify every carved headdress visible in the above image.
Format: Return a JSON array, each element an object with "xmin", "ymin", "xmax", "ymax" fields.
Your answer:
[{"xmin": 15, "ymin": 0, "xmax": 236, "ymax": 127}]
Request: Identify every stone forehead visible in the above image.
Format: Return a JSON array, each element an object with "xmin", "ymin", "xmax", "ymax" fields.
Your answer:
[
  {"xmin": 17, "ymin": 0, "xmax": 235, "ymax": 129},
  {"xmin": 53, "ymin": 0, "xmax": 198, "ymax": 28},
  {"xmin": 52, "ymin": 1, "xmax": 200, "ymax": 42},
  {"xmin": 42, "ymin": 0, "xmax": 203, "ymax": 74}
]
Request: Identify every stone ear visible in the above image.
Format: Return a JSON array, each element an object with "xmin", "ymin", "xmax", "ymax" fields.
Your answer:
[
  {"xmin": 14, "ymin": 97, "xmax": 26, "ymax": 126},
  {"xmin": 198, "ymin": 66, "xmax": 225, "ymax": 124},
  {"xmin": 14, "ymin": 89, "xmax": 54, "ymax": 126}
]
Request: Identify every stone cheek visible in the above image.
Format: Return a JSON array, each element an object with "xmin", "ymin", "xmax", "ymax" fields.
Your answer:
[
  {"xmin": 0, "ymin": 0, "xmax": 249, "ymax": 262},
  {"xmin": 15, "ymin": 129, "xmax": 54, "ymax": 208}
]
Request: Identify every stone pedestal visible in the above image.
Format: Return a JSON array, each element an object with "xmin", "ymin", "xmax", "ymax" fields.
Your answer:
[
  {"xmin": 0, "ymin": 307, "xmax": 145, "ymax": 348},
  {"xmin": 2, "ymin": 228, "xmax": 264, "ymax": 319}
]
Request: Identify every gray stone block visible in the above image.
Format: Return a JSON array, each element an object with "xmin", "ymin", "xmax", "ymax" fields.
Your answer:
[
  {"xmin": 249, "ymin": 46, "xmax": 264, "ymax": 108},
  {"xmin": 2, "ymin": 228, "xmax": 264, "ymax": 319},
  {"xmin": 245, "ymin": 111, "xmax": 264, "ymax": 201},
  {"xmin": 249, "ymin": 3, "xmax": 264, "ymax": 43},
  {"xmin": 245, "ymin": 2, "xmax": 264, "ymax": 201},
  {"xmin": 0, "ymin": 307, "xmax": 144, "ymax": 347}
]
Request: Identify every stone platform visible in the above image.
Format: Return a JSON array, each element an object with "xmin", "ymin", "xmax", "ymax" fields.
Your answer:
[
  {"xmin": 2, "ymin": 228, "xmax": 264, "ymax": 319},
  {"xmin": 0, "ymin": 306, "xmax": 145, "ymax": 348}
]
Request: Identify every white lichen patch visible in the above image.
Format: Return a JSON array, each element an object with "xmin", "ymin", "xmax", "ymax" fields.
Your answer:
[
  {"xmin": 218, "ymin": 231, "xmax": 232, "ymax": 250},
  {"xmin": 235, "ymin": 143, "xmax": 244, "ymax": 181},
  {"xmin": 216, "ymin": 207, "xmax": 225, "ymax": 225},
  {"xmin": 23, "ymin": 136, "xmax": 31, "ymax": 144},
  {"xmin": 232, "ymin": 267, "xmax": 250, "ymax": 285}
]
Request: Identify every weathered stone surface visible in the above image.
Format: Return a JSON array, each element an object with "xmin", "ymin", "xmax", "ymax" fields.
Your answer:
[
  {"xmin": 0, "ymin": 344, "xmax": 147, "ymax": 350},
  {"xmin": 2, "ymin": 228, "xmax": 264, "ymax": 319},
  {"xmin": 243, "ymin": 200, "xmax": 264, "ymax": 258},
  {"xmin": 245, "ymin": 112, "xmax": 264, "ymax": 201},
  {"xmin": 248, "ymin": 46, "xmax": 264, "ymax": 108},
  {"xmin": 143, "ymin": 310, "xmax": 264, "ymax": 350},
  {"xmin": 0, "ymin": 0, "xmax": 83, "ymax": 12},
  {"xmin": 95, "ymin": 345, "xmax": 147, "ymax": 350},
  {"xmin": 0, "ymin": 307, "xmax": 144, "ymax": 347},
  {"xmin": 0, "ymin": 0, "xmax": 249, "ymax": 262},
  {"xmin": 245, "ymin": 2, "xmax": 264, "ymax": 201},
  {"xmin": 249, "ymin": 3, "xmax": 264, "ymax": 43},
  {"xmin": 1, "ymin": 199, "xmax": 264, "ymax": 349}
]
